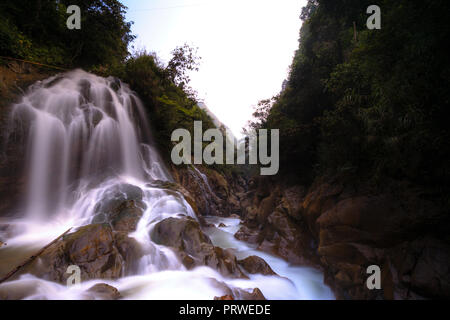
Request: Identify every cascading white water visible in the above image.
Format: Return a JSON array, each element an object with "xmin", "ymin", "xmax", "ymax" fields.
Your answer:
[
  {"xmin": 0, "ymin": 70, "xmax": 334, "ymax": 300},
  {"xmin": 8, "ymin": 70, "xmax": 169, "ymax": 221}
]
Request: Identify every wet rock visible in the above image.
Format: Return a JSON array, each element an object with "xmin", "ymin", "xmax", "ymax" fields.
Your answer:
[
  {"xmin": 94, "ymin": 184, "xmax": 145, "ymax": 212},
  {"xmin": 209, "ymin": 279, "xmax": 266, "ymax": 300},
  {"xmin": 218, "ymin": 223, "xmax": 227, "ymax": 228},
  {"xmin": 114, "ymin": 232, "xmax": 143, "ymax": 275},
  {"xmin": 170, "ymin": 166, "xmax": 217, "ymax": 216},
  {"xmin": 151, "ymin": 217, "xmax": 212, "ymax": 253},
  {"xmin": 108, "ymin": 77, "xmax": 121, "ymax": 92},
  {"xmin": 64, "ymin": 224, "xmax": 123, "ymax": 280},
  {"xmin": 92, "ymin": 184, "xmax": 146, "ymax": 233},
  {"xmin": 212, "ymin": 172, "xmax": 450, "ymax": 300},
  {"xmin": 147, "ymin": 180, "xmax": 200, "ymax": 217},
  {"xmin": 280, "ymin": 185, "xmax": 305, "ymax": 221},
  {"xmin": 207, "ymin": 169, "xmax": 229, "ymax": 200},
  {"xmin": 259, "ymin": 210, "xmax": 318, "ymax": 266},
  {"xmin": 239, "ymin": 288, "xmax": 266, "ymax": 300},
  {"xmin": 0, "ymin": 65, "xmax": 55, "ymax": 218},
  {"xmin": 238, "ymin": 256, "xmax": 276, "ymax": 276},
  {"xmin": 171, "ymin": 164, "xmax": 246, "ymax": 217},
  {"xmin": 302, "ymin": 183, "xmax": 344, "ymax": 235},
  {"xmin": 234, "ymin": 225, "xmax": 261, "ymax": 244},
  {"xmin": 110, "ymin": 201, "xmax": 145, "ymax": 233},
  {"xmin": 214, "ymin": 294, "xmax": 234, "ymax": 300},
  {"xmin": 256, "ymin": 192, "xmax": 278, "ymax": 225},
  {"xmin": 254, "ymin": 177, "xmax": 272, "ymax": 199},
  {"xmin": 0, "ymin": 223, "xmax": 10, "ymax": 234},
  {"xmin": 86, "ymin": 283, "xmax": 121, "ymax": 300},
  {"xmin": 390, "ymin": 237, "xmax": 450, "ymax": 299},
  {"xmin": 151, "ymin": 217, "xmax": 246, "ymax": 278},
  {"xmin": 28, "ymin": 224, "xmax": 124, "ymax": 283}
]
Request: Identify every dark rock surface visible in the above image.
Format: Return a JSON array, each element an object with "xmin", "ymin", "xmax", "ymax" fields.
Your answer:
[
  {"xmin": 26, "ymin": 224, "xmax": 142, "ymax": 283},
  {"xmin": 237, "ymin": 256, "xmax": 276, "ymax": 276},
  {"xmin": 86, "ymin": 283, "xmax": 121, "ymax": 300},
  {"xmin": 91, "ymin": 184, "xmax": 146, "ymax": 233},
  {"xmin": 171, "ymin": 165, "xmax": 247, "ymax": 217},
  {"xmin": 0, "ymin": 64, "xmax": 56, "ymax": 218},
  {"xmin": 151, "ymin": 216, "xmax": 247, "ymax": 278},
  {"xmin": 237, "ymin": 176, "xmax": 450, "ymax": 299},
  {"xmin": 209, "ymin": 278, "xmax": 266, "ymax": 300}
]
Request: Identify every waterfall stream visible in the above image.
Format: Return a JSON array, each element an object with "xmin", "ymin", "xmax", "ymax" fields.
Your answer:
[{"xmin": 0, "ymin": 70, "xmax": 334, "ymax": 300}]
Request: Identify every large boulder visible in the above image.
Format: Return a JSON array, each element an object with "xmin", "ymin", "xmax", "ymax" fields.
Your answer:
[
  {"xmin": 86, "ymin": 283, "xmax": 121, "ymax": 300},
  {"xmin": 237, "ymin": 175, "xmax": 450, "ymax": 300},
  {"xmin": 92, "ymin": 184, "xmax": 146, "ymax": 233},
  {"xmin": 280, "ymin": 185, "xmax": 306, "ymax": 221},
  {"xmin": 209, "ymin": 279, "xmax": 266, "ymax": 300},
  {"xmin": 171, "ymin": 165, "xmax": 246, "ymax": 217},
  {"xmin": 146, "ymin": 180, "xmax": 201, "ymax": 218},
  {"xmin": 389, "ymin": 237, "xmax": 450, "ymax": 299},
  {"xmin": 234, "ymin": 225, "xmax": 261, "ymax": 244},
  {"xmin": 238, "ymin": 288, "xmax": 266, "ymax": 300},
  {"xmin": 27, "ymin": 224, "xmax": 137, "ymax": 283},
  {"xmin": 301, "ymin": 183, "xmax": 344, "ymax": 236},
  {"xmin": 114, "ymin": 232, "xmax": 142, "ymax": 275},
  {"xmin": 151, "ymin": 216, "xmax": 246, "ymax": 278},
  {"xmin": 237, "ymin": 256, "xmax": 276, "ymax": 276},
  {"xmin": 237, "ymin": 207, "xmax": 319, "ymax": 267},
  {"xmin": 171, "ymin": 166, "xmax": 219, "ymax": 216}
]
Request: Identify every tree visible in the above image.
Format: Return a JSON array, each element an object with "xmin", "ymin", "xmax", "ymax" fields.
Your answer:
[
  {"xmin": 165, "ymin": 43, "xmax": 201, "ymax": 88},
  {"xmin": 0, "ymin": 0, "xmax": 135, "ymax": 68}
]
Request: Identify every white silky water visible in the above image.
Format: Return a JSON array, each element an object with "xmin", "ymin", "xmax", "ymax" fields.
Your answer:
[{"xmin": 0, "ymin": 70, "xmax": 334, "ymax": 300}]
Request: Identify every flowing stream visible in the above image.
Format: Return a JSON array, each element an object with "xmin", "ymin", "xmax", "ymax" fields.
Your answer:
[{"xmin": 0, "ymin": 70, "xmax": 334, "ymax": 300}]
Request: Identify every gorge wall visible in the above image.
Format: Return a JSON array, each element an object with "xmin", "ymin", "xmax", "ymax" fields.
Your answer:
[
  {"xmin": 0, "ymin": 62, "xmax": 56, "ymax": 217},
  {"xmin": 235, "ymin": 176, "xmax": 450, "ymax": 299},
  {"xmin": 1, "ymin": 62, "xmax": 449, "ymax": 300}
]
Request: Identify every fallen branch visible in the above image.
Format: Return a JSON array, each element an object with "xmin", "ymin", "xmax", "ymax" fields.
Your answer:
[
  {"xmin": 0, "ymin": 56, "xmax": 69, "ymax": 71},
  {"xmin": 0, "ymin": 227, "xmax": 72, "ymax": 284}
]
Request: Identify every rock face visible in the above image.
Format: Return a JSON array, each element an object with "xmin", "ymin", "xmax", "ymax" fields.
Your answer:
[
  {"xmin": 214, "ymin": 288, "xmax": 266, "ymax": 300},
  {"xmin": 210, "ymin": 278, "xmax": 266, "ymax": 300},
  {"xmin": 92, "ymin": 184, "xmax": 146, "ymax": 233},
  {"xmin": 26, "ymin": 224, "xmax": 141, "ymax": 283},
  {"xmin": 86, "ymin": 283, "xmax": 121, "ymax": 300},
  {"xmin": 236, "ymin": 178, "xmax": 319, "ymax": 267},
  {"xmin": 238, "ymin": 177, "xmax": 450, "ymax": 299},
  {"xmin": 171, "ymin": 165, "xmax": 247, "ymax": 217},
  {"xmin": 237, "ymin": 256, "xmax": 276, "ymax": 276},
  {"xmin": 239, "ymin": 288, "xmax": 266, "ymax": 300},
  {"xmin": 0, "ymin": 63, "xmax": 56, "ymax": 218},
  {"xmin": 151, "ymin": 216, "xmax": 247, "ymax": 278}
]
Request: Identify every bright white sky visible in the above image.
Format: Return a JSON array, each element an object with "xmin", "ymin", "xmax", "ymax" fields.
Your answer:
[{"xmin": 122, "ymin": 0, "xmax": 306, "ymax": 137}]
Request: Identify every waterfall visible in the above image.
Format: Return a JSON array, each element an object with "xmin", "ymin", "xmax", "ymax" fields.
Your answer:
[{"xmin": 0, "ymin": 70, "xmax": 334, "ymax": 300}]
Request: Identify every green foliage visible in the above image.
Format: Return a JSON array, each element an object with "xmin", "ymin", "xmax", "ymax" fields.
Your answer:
[
  {"xmin": 0, "ymin": 0, "xmax": 134, "ymax": 68},
  {"xmin": 165, "ymin": 44, "xmax": 201, "ymax": 89},
  {"xmin": 255, "ymin": 0, "xmax": 450, "ymax": 187},
  {"xmin": 113, "ymin": 50, "xmax": 245, "ymax": 178},
  {"xmin": 0, "ymin": 1, "xmax": 239, "ymax": 179},
  {"xmin": 112, "ymin": 51, "xmax": 215, "ymax": 159}
]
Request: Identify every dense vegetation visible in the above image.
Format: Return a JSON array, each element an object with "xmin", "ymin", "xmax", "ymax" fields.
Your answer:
[
  {"xmin": 0, "ymin": 0, "xmax": 231, "ymax": 173},
  {"xmin": 251, "ymin": 0, "xmax": 450, "ymax": 190},
  {"xmin": 109, "ymin": 50, "xmax": 216, "ymax": 157},
  {"xmin": 3, "ymin": 0, "xmax": 449, "ymax": 188},
  {"xmin": 0, "ymin": 0, "xmax": 134, "ymax": 67}
]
